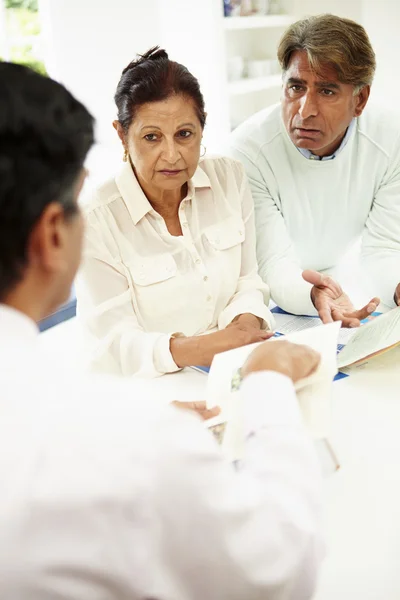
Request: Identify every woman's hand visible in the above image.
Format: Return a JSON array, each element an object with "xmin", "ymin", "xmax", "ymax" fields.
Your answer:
[
  {"xmin": 228, "ymin": 313, "xmax": 264, "ymax": 330},
  {"xmin": 170, "ymin": 320, "xmax": 274, "ymax": 369}
]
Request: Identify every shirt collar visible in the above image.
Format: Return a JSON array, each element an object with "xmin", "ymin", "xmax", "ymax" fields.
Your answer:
[
  {"xmin": 297, "ymin": 118, "xmax": 356, "ymax": 161},
  {"xmin": 115, "ymin": 161, "xmax": 212, "ymax": 225},
  {"xmin": 0, "ymin": 304, "xmax": 38, "ymax": 342}
]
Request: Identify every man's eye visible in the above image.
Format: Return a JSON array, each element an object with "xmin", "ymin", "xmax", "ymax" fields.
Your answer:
[
  {"xmin": 321, "ymin": 89, "xmax": 334, "ymax": 96},
  {"xmin": 178, "ymin": 130, "xmax": 192, "ymax": 138},
  {"xmin": 289, "ymin": 85, "xmax": 303, "ymax": 92},
  {"xmin": 144, "ymin": 134, "xmax": 158, "ymax": 141}
]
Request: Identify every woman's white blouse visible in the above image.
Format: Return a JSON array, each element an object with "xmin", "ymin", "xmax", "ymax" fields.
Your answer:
[{"xmin": 77, "ymin": 156, "xmax": 274, "ymax": 377}]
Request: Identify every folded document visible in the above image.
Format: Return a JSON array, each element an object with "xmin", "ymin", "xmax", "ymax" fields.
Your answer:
[{"xmin": 206, "ymin": 322, "xmax": 341, "ymax": 461}]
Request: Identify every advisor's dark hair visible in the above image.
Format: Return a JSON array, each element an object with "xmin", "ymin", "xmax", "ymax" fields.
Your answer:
[
  {"xmin": 0, "ymin": 62, "xmax": 94, "ymax": 298},
  {"xmin": 114, "ymin": 46, "xmax": 206, "ymax": 132}
]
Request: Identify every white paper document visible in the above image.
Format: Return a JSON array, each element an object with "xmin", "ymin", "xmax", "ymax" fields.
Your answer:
[
  {"xmin": 336, "ymin": 306, "xmax": 400, "ymax": 368},
  {"xmin": 273, "ymin": 312, "xmax": 356, "ymax": 346},
  {"xmin": 206, "ymin": 322, "xmax": 341, "ymax": 461}
]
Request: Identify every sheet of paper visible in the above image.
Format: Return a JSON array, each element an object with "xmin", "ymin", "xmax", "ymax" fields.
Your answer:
[
  {"xmin": 337, "ymin": 306, "xmax": 400, "ymax": 368},
  {"xmin": 206, "ymin": 322, "xmax": 340, "ymax": 461},
  {"xmin": 273, "ymin": 312, "xmax": 356, "ymax": 345}
]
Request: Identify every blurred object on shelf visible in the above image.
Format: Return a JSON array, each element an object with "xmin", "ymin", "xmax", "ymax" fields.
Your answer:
[
  {"xmin": 247, "ymin": 59, "xmax": 265, "ymax": 79},
  {"xmin": 247, "ymin": 58, "xmax": 280, "ymax": 78},
  {"xmin": 254, "ymin": 0, "xmax": 270, "ymax": 14},
  {"xmin": 268, "ymin": 0, "xmax": 282, "ymax": 14},
  {"xmin": 223, "ymin": 0, "xmax": 232, "ymax": 17},
  {"xmin": 240, "ymin": 0, "xmax": 256, "ymax": 16},
  {"xmin": 227, "ymin": 55, "xmax": 245, "ymax": 81},
  {"xmin": 230, "ymin": 0, "xmax": 241, "ymax": 16}
]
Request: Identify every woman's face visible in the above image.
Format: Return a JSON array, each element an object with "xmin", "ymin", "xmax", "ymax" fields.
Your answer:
[{"xmin": 117, "ymin": 94, "xmax": 203, "ymax": 196}]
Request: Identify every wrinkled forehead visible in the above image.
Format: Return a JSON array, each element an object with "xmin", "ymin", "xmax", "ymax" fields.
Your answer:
[
  {"xmin": 285, "ymin": 50, "xmax": 341, "ymax": 85},
  {"xmin": 130, "ymin": 95, "xmax": 200, "ymax": 131}
]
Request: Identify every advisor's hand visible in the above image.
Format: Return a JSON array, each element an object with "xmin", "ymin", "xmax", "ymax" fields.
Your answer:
[
  {"xmin": 242, "ymin": 339, "xmax": 320, "ymax": 384},
  {"xmin": 302, "ymin": 269, "xmax": 380, "ymax": 328},
  {"xmin": 172, "ymin": 401, "xmax": 221, "ymax": 421}
]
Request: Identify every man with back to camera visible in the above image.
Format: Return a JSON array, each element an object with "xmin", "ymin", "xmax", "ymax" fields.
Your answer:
[
  {"xmin": 0, "ymin": 62, "xmax": 323, "ymax": 599},
  {"xmin": 231, "ymin": 14, "xmax": 400, "ymax": 324}
]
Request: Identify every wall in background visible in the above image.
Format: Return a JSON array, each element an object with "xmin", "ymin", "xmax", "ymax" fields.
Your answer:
[
  {"xmin": 43, "ymin": 0, "xmax": 400, "ymax": 190},
  {"xmin": 44, "ymin": 0, "xmax": 230, "ymax": 189},
  {"xmin": 361, "ymin": 0, "xmax": 400, "ymax": 109}
]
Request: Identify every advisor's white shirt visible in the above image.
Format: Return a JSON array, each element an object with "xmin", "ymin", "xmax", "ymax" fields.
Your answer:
[
  {"xmin": 0, "ymin": 304, "xmax": 322, "ymax": 600},
  {"xmin": 77, "ymin": 157, "xmax": 273, "ymax": 378},
  {"xmin": 230, "ymin": 103, "xmax": 400, "ymax": 314}
]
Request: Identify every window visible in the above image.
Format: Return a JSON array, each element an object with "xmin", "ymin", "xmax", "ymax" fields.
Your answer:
[{"xmin": 0, "ymin": 0, "xmax": 46, "ymax": 74}]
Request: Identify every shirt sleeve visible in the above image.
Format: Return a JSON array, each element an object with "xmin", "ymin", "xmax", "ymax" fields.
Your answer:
[
  {"xmin": 76, "ymin": 212, "xmax": 181, "ymax": 378},
  {"xmin": 230, "ymin": 145, "xmax": 318, "ymax": 317},
  {"xmin": 217, "ymin": 160, "xmax": 276, "ymax": 331},
  {"xmin": 152, "ymin": 371, "xmax": 323, "ymax": 600},
  {"xmin": 361, "ymin": 143, "xmax": 400, "ymax": 307}
]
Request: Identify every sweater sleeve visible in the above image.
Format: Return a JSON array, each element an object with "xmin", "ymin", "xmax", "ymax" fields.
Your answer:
[
  {"xmin": 361, "ymin": 141, "xmax": 400, "ymax": 307},
  {"xmin": 230, "ymin": 144, "xmax": 317, "ymax": 316}
]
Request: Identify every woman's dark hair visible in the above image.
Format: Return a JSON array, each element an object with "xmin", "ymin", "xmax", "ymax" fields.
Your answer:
[
  {"xmin": 0, "ymin": 62, "xmax": 94, "ymax": 299},
  {"xmin": 114, "ymin": 46, "xmax": 206, "ymax": 133}
]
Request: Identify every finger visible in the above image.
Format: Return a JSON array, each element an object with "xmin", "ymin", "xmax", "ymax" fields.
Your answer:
[
  {"xmin": 317, "ymin": 306, "xmax": 334, "ymax": 324},
  {"xmin": 199, "ymin": 406, "xmax": 221, "ymax": 421},
  {"xmin": 259, "ymin": 331, "xmax": 275, "ymax": 340},
  {"xmin": 344, "ymin": 297, "xmax": 380, "ymax": 322},
  {"xmin": 331, "ymin": 308, "xmax": 360, "ymax": 328},
  {"xmin": 302, "ymin": 270, "xmax": 342, "ymax": 295},
  {"xmin": 302, "ymin": 269, "xmax": 324, "ymax": 287},
  {"xmin": 171, "ymin": 400, "xmax": 207, "ymax": 412},
  {"xmin": 172, "ymin": 401, "xmax": 221, "ymax": 421}
]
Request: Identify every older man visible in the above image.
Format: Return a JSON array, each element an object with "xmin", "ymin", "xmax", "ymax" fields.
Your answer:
[
  {"xmin": 231, "ymin": 14, "xmax": 399, "ymax": 324},
  {"xmin": 0, "ymin": 62, "xmax": 322, "ymax": 599}
]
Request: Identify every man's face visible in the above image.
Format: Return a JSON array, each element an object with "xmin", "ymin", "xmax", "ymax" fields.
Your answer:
[{"xmin": 281, "ymin": 50, "xmax": 370, "ymax": 157}]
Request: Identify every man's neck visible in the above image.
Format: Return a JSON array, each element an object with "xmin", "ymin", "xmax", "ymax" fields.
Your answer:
[{"xmin": 3, "ymin": 281, "xmax": 56, "ymax": 324}]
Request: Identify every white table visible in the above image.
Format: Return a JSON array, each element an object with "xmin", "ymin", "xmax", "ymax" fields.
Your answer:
[
  {"xmin": 39, "ymin": 318, "xmax": 400, "ymax": 600},
  {"xmin": 140, "ymin": 350, "xmax": 400, "ymax": 600}
]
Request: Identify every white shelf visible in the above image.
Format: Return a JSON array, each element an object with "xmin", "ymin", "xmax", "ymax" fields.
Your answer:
[
  {"xmin": 229, "ymin": 73, "xmax": 282, "ymax": 96},
  {"xmin": 224, "ymin": 14, "xmax": 294, "ymax": 31}
]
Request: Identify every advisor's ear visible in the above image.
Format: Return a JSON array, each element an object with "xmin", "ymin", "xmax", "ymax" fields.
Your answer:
[{"xmin": 28, "ymin": 202, "xmax": 69, "ymax": 273}]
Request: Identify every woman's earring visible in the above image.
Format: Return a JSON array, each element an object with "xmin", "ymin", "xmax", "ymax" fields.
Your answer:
[
  {"xmin": 123, "ymin": 148, "xmax": 128, "ymax": 162},
  {"xmin": 200, "ymin": 144, "xmax": 207, "ymax": 158}
]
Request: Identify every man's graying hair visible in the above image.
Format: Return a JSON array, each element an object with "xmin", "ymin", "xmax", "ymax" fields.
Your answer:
[{"xmin": 277, "ymin": 14, "xmax": 376, "ymax": 94}]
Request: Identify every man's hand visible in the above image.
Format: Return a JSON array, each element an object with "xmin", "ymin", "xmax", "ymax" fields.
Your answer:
[
  {"xmin": 242, "ymin": 339, "xmax": 320, "ymax": 383},
  {"xmin": 302, "ymin": 269, "xmax": 380, "ymax": 328},
  {"xmin": 395, "ymin": 283, "xmax": 400, "ymax": 306},
  {"xmin": 172, "ymin": 401, "xmax": 221, "ymax": 421}
]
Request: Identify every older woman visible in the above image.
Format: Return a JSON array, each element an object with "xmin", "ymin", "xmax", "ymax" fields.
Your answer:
[{"xmin": 77, "ymin": 47, "xmax": 275, "ymax": 377}]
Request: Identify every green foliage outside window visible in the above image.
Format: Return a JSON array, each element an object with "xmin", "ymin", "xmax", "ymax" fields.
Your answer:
[{"xmin": 3, "ymin": 0, "xmax": 46, "ymax": 75}]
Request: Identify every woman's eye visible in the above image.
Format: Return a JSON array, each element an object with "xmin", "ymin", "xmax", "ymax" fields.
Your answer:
[
  {"xmin": 144, "ymin": 134, "xmax": 158, "ymax": 141},
  {"xmin": 178, "ymin": 130, "xmax": 192, "ymax": 138}
]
